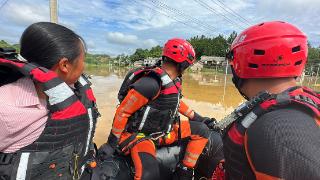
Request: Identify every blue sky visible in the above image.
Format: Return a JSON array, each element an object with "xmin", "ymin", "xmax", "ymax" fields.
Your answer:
[{"xmin": 0, "ymin": 0, "xmax": 319, "ymax": 56}]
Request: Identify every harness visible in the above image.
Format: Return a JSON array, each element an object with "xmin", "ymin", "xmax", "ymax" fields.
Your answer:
[
  {"xmin": 0, "ymin": 58, "xmax": 99, "ymax": 180},
  {"xmin": 220, "ymin": 86, "xmax": 320, "ymax": 180},
  {"xmin": 117, "ymin": 66, "xmax": 182, "ymax": 153}
]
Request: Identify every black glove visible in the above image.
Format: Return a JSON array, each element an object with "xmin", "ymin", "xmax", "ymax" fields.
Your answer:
[
  {"xmin": 97, "ymin": 133, "xmax": 119, "ymax": 161},
  {"xmin": 97, "ymin": 143, "xmax": 115, "ymax": 161},
  {"xmin": 193, "ymin": 112, "xmax": 218, "ymax": 130},
  {"xmin": 173, "ymin": 163, "xmax": 194, "ymax": 180},
  {"xmin": 202, "ymin": 117, "xmax": 218, "ymax": 130}
]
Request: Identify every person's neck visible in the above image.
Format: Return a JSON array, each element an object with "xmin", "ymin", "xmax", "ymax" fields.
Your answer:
[
  {"xmin": 162, "ymin": 64, "xmax": 179, "ymax": 80},
  {"xmin": 242, "ymin": 78, "xmax": 298, "ymax": 99}
]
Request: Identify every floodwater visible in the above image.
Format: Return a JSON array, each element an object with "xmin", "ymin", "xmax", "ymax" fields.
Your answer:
[{"xmin": 86, "ymin": 65, "xmax": 320, "ymax": 146}]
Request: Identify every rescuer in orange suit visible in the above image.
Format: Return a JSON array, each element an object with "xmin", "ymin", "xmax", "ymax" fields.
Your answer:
[{"xmin": 102, "ymin": 38, "xmax": 212, "ymax": 180}]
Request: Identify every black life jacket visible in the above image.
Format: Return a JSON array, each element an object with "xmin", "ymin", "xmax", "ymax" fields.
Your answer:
[
  {"xmin": 0, "ymin": 58, "xmax": 99, "ymax": 180},
  {"xmin": 118, "ymin": 66, "xmax": 181, "ymax": 135},
  {"xmin": 222, "ymin": 86, "xmax": 320, "ymax": 180}
]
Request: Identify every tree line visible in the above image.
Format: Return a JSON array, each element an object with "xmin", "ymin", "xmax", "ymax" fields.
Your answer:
[
  {"xmin": 127, "ymin": 31, "xmax": 320, "ymax": 67},
  {"xmin": 128, "ymin": 31, "xmax": 237, "ymax": 63},
  {"xmin": 0, "ymin": 39, "xmax": 113, "ymax": 65},
  {"xmin": 1, "ymin": 33, "xmax": 319, "ymax": 66}
]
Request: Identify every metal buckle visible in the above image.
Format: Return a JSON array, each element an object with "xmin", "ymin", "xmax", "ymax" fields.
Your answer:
[
  {"xmin": 72, "ymin": 153, "xmax": 80, "ymax": 180},
  {"xmin": 149, "ymin": 132, "xmax": 165, "ymax": 141}
]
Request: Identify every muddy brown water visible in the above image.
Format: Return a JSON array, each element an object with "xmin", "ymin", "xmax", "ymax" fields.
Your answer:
[{"xmin": 86, "ymin": 66, "xmax": 320, "ymax": 146}]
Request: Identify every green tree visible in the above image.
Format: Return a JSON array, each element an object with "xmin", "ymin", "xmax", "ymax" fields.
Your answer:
[
  {"xmin": 227, "ymin": 31, "xmax": 237, "ymax": 45},
  {"xmin": 0, "ymin": 40, "xmax": 20, "ymax": 52},
  {"xmin": 188, "ymin": 34, "xmax": 230, "ymax": 59},
  {"xmin": 149, "ymin": 45, "xmax": 162, "ymax": 57},
  {"xmin": 130, "ymin": 48, "xmax": 148, "ymax": 62},
  {"xmin": 308, "ymin": 47, "xmax": 320, "ymax": 66}
]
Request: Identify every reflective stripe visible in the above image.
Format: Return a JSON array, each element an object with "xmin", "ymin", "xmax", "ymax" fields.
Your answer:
[
  {"xmin": 78, "ymin": 76, "xmax": 88, "ymax": 86},
  {"xmin": 81, "ymin": 108, "xmax": 94, "ymax": 176},
  {"xmin": 112, "ymin": 127, "xmax": 124, "ymax": 133},
  {"xmin": 114, "ymin": 133, "xmax": 121, "ymax": 138},
  {"xmin": 44, "ymin": 83, "xmax": 74, "ymax": 105},
  {"xmin": 167, "ymin": 92, "xmax": 180, "ymax": 133},
  {"xmin": 129, "ymin": 73, "xmax": 135, "ymax": 80},
  {"xmin": 185, "ymin": 152, "xmax": 199, "ymax": 159},
  {"xmin": 138, "ymin": 106, "xmax": 151, "ymax": 130},
  {"xmin": 84, "ymin": 108, "xmax": 93, "ymax": 156},
  {"xmin": 180, "ymin": 118, "xmax": 189, "ymax": 122},
  {"xmin": 186, "ymin": 107, "xmax": 192, "ymax": 116},
  {"xmin": 184, "ymin": 157, "xmax": 197, "ymax": 164},
  {"xmin": 16, "ymin": 152, "xmax": 30, "ymax": 180},
  {"xmin": 161, "ymin": 74, "xmax": 172, "ymax": 86},
  {"xmin": 80, "ymin": 165, "xmax": 85, "ymax": 178},
  {"xmin": 241, "ymin": 112, "xmax": 258, "ymax": 128}
]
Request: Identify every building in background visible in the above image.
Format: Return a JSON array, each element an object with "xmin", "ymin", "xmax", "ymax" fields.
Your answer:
[
  {"xmin": 143, "ymin": 57, "xmax": 160, "ymax": 66},
  {"xmin": 190, "ymin": 62, "xmax": 203, "ymax": 72},
  {"xmin": 133, "ymin": 60, "xmax": 143, "ymax": 67},
  {"xmin": 200, "ymin": 56, "xmax": 225, "ymax": 68}
]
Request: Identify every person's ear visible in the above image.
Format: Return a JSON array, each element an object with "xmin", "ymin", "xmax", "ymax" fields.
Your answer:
[{"xmin": 57, "ymin": 58, "xmax": 70, "ymax": 73}]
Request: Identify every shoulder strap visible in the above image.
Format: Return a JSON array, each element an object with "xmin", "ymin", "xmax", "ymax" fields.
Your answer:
[{"xmin": 118, "ymin": 66, "xmax": 162, "ymax": 103}]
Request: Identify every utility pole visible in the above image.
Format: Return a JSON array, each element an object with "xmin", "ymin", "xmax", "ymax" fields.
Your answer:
[
  {"xmin": 50, "ymin": 0, "xmax": 58, "ymax": 23},
  {"xmin": 315, "ymin": 64, "xmax": 320, "ymax": 86}
]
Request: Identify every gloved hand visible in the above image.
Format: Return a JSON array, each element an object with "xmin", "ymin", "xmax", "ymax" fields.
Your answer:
[
  {"xmin": 97, "ymin": 133, "xmax": 119, "ymax": 161},
  {"xmin": 193, "ymin": 112, "xmax": 218, "ymax": 130},
  {"xmin": 173, "ymin": 163, "xmax": 194, "ymax": 180},
  {"xmin": 97, "ymin": 143, "xmax": 115, "ymax": 161},
  {"xmin": 202, "ymin": 117, "xmax": 218, "ymax": 130}
]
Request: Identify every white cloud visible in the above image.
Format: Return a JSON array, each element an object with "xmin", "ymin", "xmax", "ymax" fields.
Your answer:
[
  {"xmin": 2, "ymin": 0, "xmax": 49, "ymax": 26},
  {"xmin": 106, "ymin": 32, "xmax": 159, "ymax": 50},
  {"xmin": 86, "ymin": 40, "xmax": 96, "ymax": 49},
  {"xmin": 106, "ymin": 32, "xmax": 138, "ymax": 45},
  {"xmin": 252, "ymin": 0, "xmax": 320, "ymax": 46},
  {"xmin": 0, "ymin": 0, "xmax": 319, "ymax": 55},
  {"xmin": 142, "ymin": 39, "xmax": 158, "ymax": 48}
]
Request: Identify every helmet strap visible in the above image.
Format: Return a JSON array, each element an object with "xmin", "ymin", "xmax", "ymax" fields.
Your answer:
[
  {"xmin": 177, "ymin": 61, "xmax": 190, "ymax": 74},
  {"xmin": 231, "ymin": 67, "xmax": 249, "ymax": 100}
]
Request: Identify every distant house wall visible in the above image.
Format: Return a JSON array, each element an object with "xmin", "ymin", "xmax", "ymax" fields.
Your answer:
[
  {"xmin": 134, "ymin": 60, "xmax": 143, "ymax": 67},
  {"xmin": 143, "ymin": 57, "xmax": 160, "ymax": 66},
  {"xmin": 190, "ymin": 62, "xmax": 203, "ymax": 72},
  {"xmin": 200, "ymin": 56, "xmax": 225, "ymax": 68}
]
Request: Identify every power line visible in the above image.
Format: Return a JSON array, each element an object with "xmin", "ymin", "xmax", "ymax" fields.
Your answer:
[
  {"xmin": 149, "ymin": 0, "xmax": 219, "ymax": 32},
  {"xmin": 131, "ymin": 0, "xmax": 216, "ymax": 37},
  {"xmin": 194, "ymin": 0, "xmax": 246, "ymax": 30},
  {"xmin": 195, "ymin": 0, "xmax": 245, "ymax": 29},
  {"xmin": 135, "ymin": 0, "xmax": 217, "ymax": 36},
  {"xmin": 144, "ymin": 0, "xmax": 219, "ymax": 36},
  {"xmin": 210, "ymin": 0, "xmax": 251, "ymax": 26},
  {"xmin": 214, "ymin": 0, "xmax": 252, "ymax": 25}
]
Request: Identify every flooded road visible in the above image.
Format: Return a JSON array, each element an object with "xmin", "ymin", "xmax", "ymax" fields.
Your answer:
[{"xmin": 86, "ymin": 66, "xmax": 320, "ymax": 146}]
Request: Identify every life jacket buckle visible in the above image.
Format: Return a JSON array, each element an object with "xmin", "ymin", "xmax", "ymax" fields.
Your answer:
[
  {"xmin": 72, "ymin": 153, "xmax": 80, "ymax": 180},
  {"xmin": 0, "ymin": 153, "xmax": 13, "ymax": 165},
  {"xmin": 149, "ymin": 132, "xmax": 165, "ymax": 141}
]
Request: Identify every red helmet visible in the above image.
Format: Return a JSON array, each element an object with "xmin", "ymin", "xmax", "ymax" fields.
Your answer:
[
  {"xmin": 162, "ymin": 38, "xmax": 196, "ymax": 66},
  {"xmin": 228, "ymin": 21, "xmax": 308, "ymax": 79}
]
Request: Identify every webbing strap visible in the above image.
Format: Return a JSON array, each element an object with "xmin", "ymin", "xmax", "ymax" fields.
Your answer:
[{"xmin": 118, "ymin": 133, "xmax": 138, "ymax": 152}]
